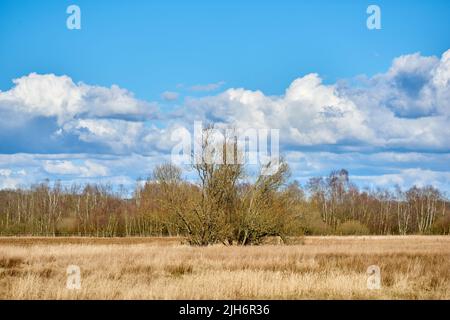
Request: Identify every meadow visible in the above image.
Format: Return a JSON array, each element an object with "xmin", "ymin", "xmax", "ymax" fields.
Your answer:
[{"xmin": 0, "ymin": 236, "xmax": 449, "ymax": 299}]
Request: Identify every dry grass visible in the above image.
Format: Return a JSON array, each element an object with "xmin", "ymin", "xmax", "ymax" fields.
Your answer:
[{"xmin": 0, "ymin": 236, "xmax": 448, "ymax": 299}]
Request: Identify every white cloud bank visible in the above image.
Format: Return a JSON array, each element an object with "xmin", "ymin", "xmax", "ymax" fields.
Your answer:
[
  {"xmin": 0, "ymin": 73, "xmax": 157, "ymax": 125},
  {"xmin": 182, "ymin": 49, "xmax": 450, "ymax": 152},
  {"xmin": 0, "ymin": 50, "xmax": 449, "ymax": 192},
  {"xmin": 43, "ymin": 160, "xmax": 109, "ymax": 177}
]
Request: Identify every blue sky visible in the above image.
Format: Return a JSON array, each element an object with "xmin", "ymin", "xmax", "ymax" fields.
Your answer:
[{"xmin": 0, "ymin": 0, "xmax": 449, "ymax": 193}]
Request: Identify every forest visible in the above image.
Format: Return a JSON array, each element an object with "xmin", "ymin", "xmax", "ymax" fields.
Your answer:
[
  {"xmin": 0, "ymin": 130, "xmax": 449, "ymax": 243},
  {"xmin": 0, "ymin": 164, "xmax": 448, "ymax": 242}
]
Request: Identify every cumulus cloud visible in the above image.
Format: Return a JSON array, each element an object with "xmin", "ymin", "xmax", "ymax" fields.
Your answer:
[
  {"xmin": 339, "ymin": 50, "xmax": 450, "ymax": 119},
  {"xmin": 283, "ymin": 151, "xmax": 450, "ymax": 194},
  {"xmin": 182, "ymin": 74, "xmax": 377, "ymax": 148},
  {"xmin": 61, "ymin": 119, "xmax": 147, "ymax": 154},
  {"xmin": 0, "ymin": 50, "xmax": 450, "ymax": 192},
  {"xmin": 0, "ymin": 153, "xmax": 169, "ymax": 191},
  {"xmin": 1, "ymin": 151, "xmax": 449, "ymax": 194},
  {"xmin": 1, "ymin": 51, "xmax": 449, "ymax": 155},
  {"xmin": 353, "ymin": 169, "xmax": 450, "ymax": 193},
  {"xmin": 0, "ymin": 73, "xmax": 162, "ymax": 154},
  {"xmin": 0, "ymin": 168, "xmax": 27, "ymax": 189},
  {"xmin": 0, "ymin": 73, "xmax": 157, "ymax": 125},
  {"xmin": 43, "ymin": 160, "xmax": 109, "ymax": 177},
  {"xmin": 181, "ymin": 50, "xmax": 450, "ymax": 152}
]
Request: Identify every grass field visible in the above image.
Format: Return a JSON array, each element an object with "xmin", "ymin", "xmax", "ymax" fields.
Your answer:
[{"xmin": 0, "ymin": 236, "xmax": 449, "ymax": 299}]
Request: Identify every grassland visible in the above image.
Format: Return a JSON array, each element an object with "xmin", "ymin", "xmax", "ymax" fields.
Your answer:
[{"xmin": 0, "ymin": 236, "xmax": 449, "ymax": 299}]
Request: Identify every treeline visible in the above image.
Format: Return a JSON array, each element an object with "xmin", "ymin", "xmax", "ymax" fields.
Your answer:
[
  {"xmin": 0, "ymin": 130, "xmax": 449, "ymax": 242},
  {"xmin": 0, "ymin": 169, "xmax": 449, "ymax": 239},
  {"xmin": 301, "ymin": 169, "xmax": 449, "ymax": 235}
]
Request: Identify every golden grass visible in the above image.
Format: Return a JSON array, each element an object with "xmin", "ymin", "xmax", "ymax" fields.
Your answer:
[{"xmin": 0, "ymin": 236, "xmax": 448, "ymax": 299}]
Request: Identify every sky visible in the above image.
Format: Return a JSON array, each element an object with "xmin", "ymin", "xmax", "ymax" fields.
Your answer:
[{"xmin": 0, "ymin": 0, "xmax": 449, "ymax": 194}]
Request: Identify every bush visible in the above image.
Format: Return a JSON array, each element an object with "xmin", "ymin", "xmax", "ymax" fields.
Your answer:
[
  {"xmin": 156, "ymin": 129, "xmax": 295, "ymax": 246},
  {"xmin": 336, "ymin": 220, "xmax": 370, "ymax": 235},
  {"xmin": 55, "ymin": 217, "xmax": 79, "ymax": 235},
  {"xmin": 298, "ymin": 211, "xmax": 332, "ymax": 235},
  {"xmin": 431, "ymin": 213, "xmax": 450, "ymax": 235}
]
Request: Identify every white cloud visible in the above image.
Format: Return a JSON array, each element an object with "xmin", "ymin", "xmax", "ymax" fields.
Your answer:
[
  {"xmin": 341, "ymin": 50, "xmax": 450, "ymax": 118},
  {"xmin": 2, "ymin": 51, "xmax": 449, "ymax": 156},
  {"xmin": 181, "ymin": 50, "xmax": 450, "ymax": 152},
  {"xmin": 62, "ymin": 118, "xmax": 147, "ymax": 153},
  {"xmin": 0, "ymin": 150, "xmax": 449, "ymax": 194},
  {"xmin": 353, "ymin": 169, "xmax": 450, "ymax": 194},
  {"xmin": 0, "ymin": 169, "xmax": 12, "ymax": 177},
  {"xmin": 43, "ymin": 160, "xmax": 108, "ymax": 177},
  {"xmin": 283, "ymin": 151, "xmax": 450, "ymax": 195},
  {"xmin": 184, "ymin": 73, "xmax": 376, "ymax": 147},
  {"xmin": 0, "ymin": 168, "xmax": 28, "ymax": 189},
  {"xmin": 0, "ymin": 50, "xmax": 450, "ymax": 192},
  {"xmin": 161, "ymin": 91, "xmax": 179, "ymax": 101},
  {"xmin": 0, "ymin": 73, "xmax": 157, "ymax": 125},
  {"xmin": 189, "ymin": 81, "xmax": 225, "ymax": 92},
  {"xmin": 0, "ymin": 153, "xmax": 170, "ymax": 191}
]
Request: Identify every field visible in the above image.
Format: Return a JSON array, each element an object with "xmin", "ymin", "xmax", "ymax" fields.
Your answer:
[{"xmin": 0, "ymin": 236, "xmax": 449, "ymax": 299}]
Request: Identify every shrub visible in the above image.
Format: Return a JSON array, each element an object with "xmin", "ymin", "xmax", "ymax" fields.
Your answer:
[
  {"xmin": 336, "ymin": 220, "xmax": 370, "ymax": 235},
  {"xmin": 299, "ymin": 211, "xmax": 332, "ymax": 235},
  {"xmin": 431, "ymin": 213, "xmax": 450, "ymax": 235}
]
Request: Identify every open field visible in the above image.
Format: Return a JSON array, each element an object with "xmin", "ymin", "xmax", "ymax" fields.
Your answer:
[{"xmin": 0, "ymin": 236, "xmax": 449, "ymax": 299}]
